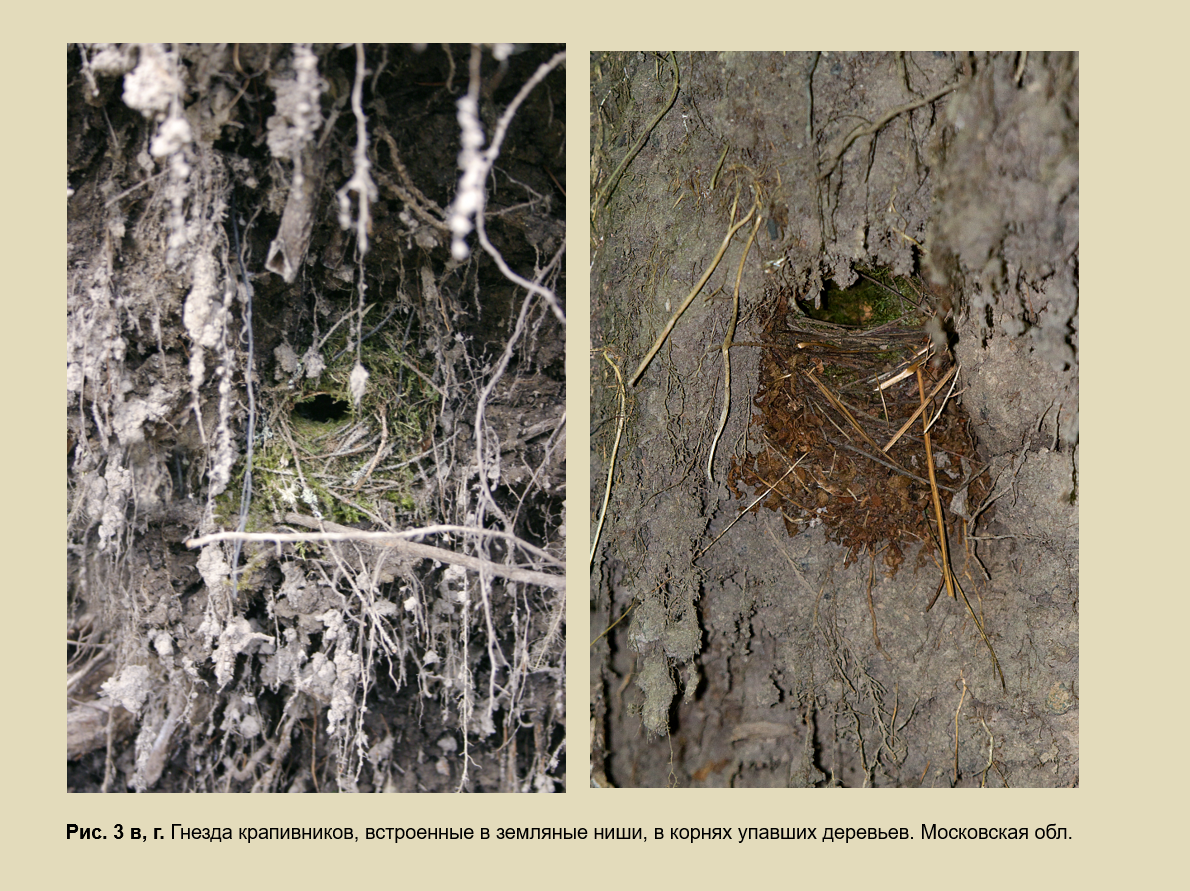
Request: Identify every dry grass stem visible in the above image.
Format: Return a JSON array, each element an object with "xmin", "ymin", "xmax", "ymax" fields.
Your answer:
[
  {"xmin": 629, "ymin": 192, "xmax": 757, "ymax": 386},
  {"xmin": 883, "ymin": 365, "xmax": 955, "ymax": 452},
  {"xmin": 917, "ymin": 366, "xmax": 955, "ymax": 601},
  {"xmin": 696, "ymin": 456, "xmax": 804, "ymax": 561}
]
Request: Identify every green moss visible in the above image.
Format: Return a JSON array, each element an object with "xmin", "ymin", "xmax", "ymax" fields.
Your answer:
[
  {"xmin": 214, "ymin": 320, "xmax": 437, "ymax": 532},
  {"xmin": 383, "ymin": 490, "xmax": 417, "ymax": 511},
  {"xmin": 801, "ymin": 269, "xmax": 920, "ymax": 330}
]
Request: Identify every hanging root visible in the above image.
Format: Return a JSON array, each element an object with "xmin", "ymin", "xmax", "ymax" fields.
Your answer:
[
  {"xmin": 707, "ymin": 211, "xmax": 763, "ymax": 484},
  {"xmin": 630, "ymin": 189, "xmax": 756, "ymax": 386}
]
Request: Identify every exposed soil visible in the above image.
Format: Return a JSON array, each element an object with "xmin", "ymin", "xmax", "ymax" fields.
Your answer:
[
  {"xmin": 590, "ymin": 51, "xmax": 1077, "ymax": 787},
  {"xmin": 67, "ymin": 43, "xmax": 566, "ymax": 792}
]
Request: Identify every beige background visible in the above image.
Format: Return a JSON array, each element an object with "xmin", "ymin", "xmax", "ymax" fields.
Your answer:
[{"xmin": 8, "ymin": 5, "xmax": 1181, "ymax": 886}]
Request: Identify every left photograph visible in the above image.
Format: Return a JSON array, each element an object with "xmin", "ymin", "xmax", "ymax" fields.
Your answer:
[{"xmin": 67, "ymin": 43, "xmax": 566, "ymax": 792}]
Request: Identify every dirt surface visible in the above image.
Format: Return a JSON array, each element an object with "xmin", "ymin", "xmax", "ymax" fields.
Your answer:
[
  {"xmin": 67, "ymin": 43, "xmax": 566, "ymax": 792},
  {"xmin": 590, "ymin": 52, "xmax": 1077, "ymax": 787}
]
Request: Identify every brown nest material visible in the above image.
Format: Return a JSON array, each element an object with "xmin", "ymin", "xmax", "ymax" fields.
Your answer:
[{"xmin": 728, "ymin": 280, "xmax": 990, "ymax": 576}]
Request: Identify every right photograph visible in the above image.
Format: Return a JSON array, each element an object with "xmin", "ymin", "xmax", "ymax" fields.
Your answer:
[{"xmin": 589, "ymin": 52, "xmax": 1077, "ymax": 788}]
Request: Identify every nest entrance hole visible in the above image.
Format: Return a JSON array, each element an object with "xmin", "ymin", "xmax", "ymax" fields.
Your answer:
[
  {"xmin": 797, "ymin": 274, "xmax": 910, "ymax": 329},
  {"xmin": 293, "ymin": 394, "xmax": 351, "ymax": 423}
]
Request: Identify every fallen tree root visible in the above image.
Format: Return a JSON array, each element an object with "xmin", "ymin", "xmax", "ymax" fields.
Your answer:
[{"xmin": 187, "ymin": 513, "xmax": 565, "ymax": 592}]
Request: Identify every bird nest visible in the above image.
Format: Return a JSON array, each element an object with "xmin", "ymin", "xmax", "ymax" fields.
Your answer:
[{"xmin": 727, "ymin": 272, "xmax": 990, "ymax": 578}]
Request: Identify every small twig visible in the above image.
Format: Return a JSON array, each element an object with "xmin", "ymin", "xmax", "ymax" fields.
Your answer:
[
  {"xmin": 882, "ymin": 365, "xmax": 955, "ymax": 451},
  {"xmin": 804, "ymin": 369, "xmax": 885, "ymax": 456},
  {"xmin": 709, "ymin": 143, "xmax": 729, "ymax": 191},
  {"xmin": 875, "ymin": 346, "xmax": 933, "ymax": 389},
  {"xmin": 925, "ymin": 578, "xmax": 945, "ymax": 612},
  {"xmin": 822, "ymin": 436, "xmax": 955, "ymax": 493},
  {"xmin": 923, "ymin": 367, "xmax": 962, "ymax": 436},
  {"xmin": 475, "ymin": 219, "xmax": 565, "ymax": 326}
]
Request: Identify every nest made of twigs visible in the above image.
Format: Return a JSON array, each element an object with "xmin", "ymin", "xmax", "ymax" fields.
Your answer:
[{"xmin": 728, "ymin": 282, "xmax": 989, "ymax": 575}]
